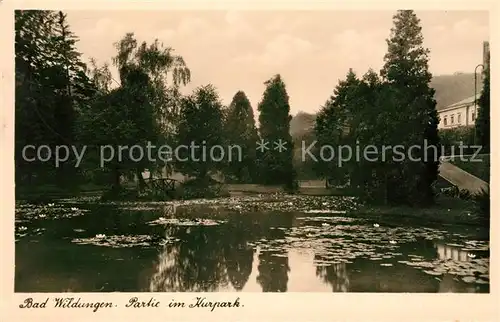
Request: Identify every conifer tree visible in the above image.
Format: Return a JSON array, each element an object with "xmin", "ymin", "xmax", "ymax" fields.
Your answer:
[
  {"xmin": 224, "ymin": 91, "xmax": 259, "ymax": 183},
  {"xmin": 257, "ymin": 74, "xmax": 297, "ymax": 189},
  {"xmin": 476, "ymin": 59, "xmax": 490, "ymax": 154},
  {"xmin": 380, "ymin": 10, "xmax": 440, "ymax": 206}
]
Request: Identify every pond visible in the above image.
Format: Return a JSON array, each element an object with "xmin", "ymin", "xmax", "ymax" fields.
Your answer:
[{"xmin": 15, "ymin": 195, "xmax": 490, "ymax": 293}]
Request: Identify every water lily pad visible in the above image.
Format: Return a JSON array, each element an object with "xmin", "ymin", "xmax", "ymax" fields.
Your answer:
[
  {"xmin": 72, "ymin": 235, "xmax": 155, "ymax": 248},
  {"xmin": 423, "ymin": 270, "xmax": 443, "ymax": 276},
  {"xmin": 462, "ymin": 276, "xmax": 476, "ymax": 283}
]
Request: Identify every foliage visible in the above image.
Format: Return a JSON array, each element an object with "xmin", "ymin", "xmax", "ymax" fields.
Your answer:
[
  {"xmin": 439, "ymin": 126, "xmax": 475, "ymax": 155},
  {"xmin": 314, "ymin": 10, "xmax": 440, "ymax": 207},
  {"xmin": 176, "ymin": 85, "xmax": 226, "ymax": 180},
  {"xmin": 257, "ymin": 74, "xmax": 297, "ymax": 190},
  {"xmin": 175, "ymin": 177, "xmax": 230, "ymax": 200},
  {"xmin": 17, "ymin": 9, "xmax": 480, "ymax": 207},
  {"xmin": 379, "ymin": 10, "xmax": 440, "ymax": 206},
  {"xmin": 475, "ymin": 59, "xmax": 490, "ymax": 153},
  {"xmin": 449, "ymin": 154, "xmax": 490, "ymax": 183},
  {"xmin": 15, "ymin": 10, "xmax": 94, "ymax": 188},
  {"xmin": 224, "ymin": 91, "xmax": 260, "ymax": 183},
  {"xmin": 77, "ymin": 33, "xmax": 191, "ymax": 196},
  {"xmin": 473, "ymin": 187, "xmax": 490, "ymax": 220}
]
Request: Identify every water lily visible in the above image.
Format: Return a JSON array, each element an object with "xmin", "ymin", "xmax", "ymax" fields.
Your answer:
[
  {"xmin": 71, "ymin": 207, "xmax": 78, "ymax": 211},
  {"xmin": 322, "ymin": 223, "xmax": 330, "ymax": 227},
  {"xmin": 48, "ymin": 203, "xmax": 55, "ymax": 207},
  {"xmin": 373, "ymin": 223, "xmax": 380, "ymax": 228},
  {"xmin": 19, "ymin": 226, "xmax": 27, "ymax": 231},
  {"xmin": 389, "ymin": 240, "xmax": 397, "ymax": 244},
  {"xmin": 38, "ymin": 214, "xmax": 46, "ymax": 218},
  {"xmin": 95, "ymin": 234, "xmax": 106, "ymax": 239},
  {"xmin": 467, "ymin": 253, "xmax": 476, "ymax": 259}
]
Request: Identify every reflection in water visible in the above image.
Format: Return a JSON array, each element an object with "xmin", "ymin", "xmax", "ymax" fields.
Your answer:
[
  {"xmin": 257, "ymin": 249, "xmax": 290, "ymax": 292},
  {"xmin": 434, "ymin": 242, "xmax": 485, "ymax": 293},
  {"xmin": 223, "ymin": 227, "xmax": 254, "ymax": 291},
  {"xmin": 149, "ymin": 217, "xmax": 257, "ymax": 292},
  {"xmin": 14, "ymin": 200, "xmax": 490, "ymax": 293},
  {"xmin": 256, "ymin": 216, "xmax": 292, "ymax": 292},
  {"xmin": 149, "ymin": 226, "xmax": 228, "ymax": 291},
  {"xmin": 439, "ymin": 274, "xmax": 477, "ymax": 293},
  {"xmin": 315, "ymin": 259, "xmax": 349, "ymax": 292},
  {"xmin": 436, "ymin": 243, "xmax": 470, "ymax": 262}
]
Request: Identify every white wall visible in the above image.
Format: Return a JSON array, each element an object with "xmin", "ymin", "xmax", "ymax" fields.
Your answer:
[{"xmin": 438, "ymin": 104, "xmax": 479, "ymax": 129}]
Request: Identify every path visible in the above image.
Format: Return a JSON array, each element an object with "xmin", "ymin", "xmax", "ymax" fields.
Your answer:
[{"xmin": 438, "ymin": 161, "xmax": 488, "ymax": 195}]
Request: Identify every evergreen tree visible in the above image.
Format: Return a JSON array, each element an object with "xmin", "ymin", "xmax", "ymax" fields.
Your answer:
[
  {"xmin": 380, "ymin": 10, "xmax": 440, "ymax": 206},
  {"xmin": 15, "ymin": 10, "xmax": 92, "ymax": 188},
  {"xmin": 257, "ymin": 74, "xmax": 297, "ymax": 189},
  {"xmin": 314, "ymin": 69, "xmax": 361, "ymax": 184},
  {"xmin": 476, "ymin": 59, "xmax": 490, "ymax": 154},
  {"xmin": 224, "ymin": 91, "xmax": 259, "ymax": 183}
]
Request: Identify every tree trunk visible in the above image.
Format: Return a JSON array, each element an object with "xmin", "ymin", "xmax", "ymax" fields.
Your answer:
[
  {"xmin": 136, "ymin": 167, "xmax": 146, "ymax": 190},
  {"xmin": 111, "ymin": 166, "xmax": 121, "ymax": 192}
]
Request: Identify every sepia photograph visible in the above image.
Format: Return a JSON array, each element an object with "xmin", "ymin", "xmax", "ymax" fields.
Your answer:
[{"xmin": 13, "ymin": 8, "xmax": 491, "ymax": 296}]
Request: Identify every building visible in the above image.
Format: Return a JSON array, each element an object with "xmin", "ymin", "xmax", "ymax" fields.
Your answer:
[
  {"xmin": 437, "ymin": 40, "xmax": 489, "ymax": 130},
  {"xmin": 437, "ymin": 94, "xmax": 480, "ymax": 129}
]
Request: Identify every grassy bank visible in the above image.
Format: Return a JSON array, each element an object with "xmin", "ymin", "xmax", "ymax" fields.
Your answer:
[
  {"xmin": 351, "ymin": 196, "xmax": 489, "ymax": 228},
  {"xmin": 449, "ymin": 154, "xmax": 490, "ymax": 183}
]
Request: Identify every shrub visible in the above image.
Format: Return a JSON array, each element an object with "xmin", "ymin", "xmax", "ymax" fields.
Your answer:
[
  {"xmin": 439, "ymin": 127, "xmax": 475, "ymax": 155},
  {"xmin": 176, "ymin": 177, "xmax": 229, "ymax": 200},
  {"xmin": 473, "ymin": 187, "xmax": 490, "ymax": 220}
]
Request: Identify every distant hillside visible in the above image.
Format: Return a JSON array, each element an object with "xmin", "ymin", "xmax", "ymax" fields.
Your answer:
[
  {"xmin": 290, "ymin": 111, "xmax": 316, "ymax": 138},
  {"xmin": 431, "ymin": 72, "xmax": 482, "ymax": 110}
]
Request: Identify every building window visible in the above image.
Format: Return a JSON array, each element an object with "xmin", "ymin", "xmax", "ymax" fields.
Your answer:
[
  {"xmin": 457, "ymin": 113, "xmax": 461, "ymax": 124},
  {"xmin": 472, "ymin": 112, "xmax": 475, "ymax": 121},
  {"xmin": 451, "ymin": 115, "xmax": 454, "ymax": 124},
  {"xmin": 444, "ymin": 116, "xmax": 447, "ymax": 126}
]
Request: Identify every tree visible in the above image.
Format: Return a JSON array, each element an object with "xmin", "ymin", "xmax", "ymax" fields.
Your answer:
[
  {"xmin": 176, "ymin": 85, "xmax": 225, "ymax": 180},
  {"xmin": 314, "ymin": 69, "xmax": 361, "ymax": 185},
  {"xmin": 224, "ymin": 91, "xmax": 259, "ymax": 183},
  {"xmin": 15, "ymin": 10, "xmax": 92, "ymax": 188},
  {"xmin": 75, "ymin": 60, "xmax": 115, "ymax": 186},
  {"xmin": 476, "ymin": 59, "xmax": 490, "ymax": 154},
  {"xmin": 111, "ymin": 33, "xmax": 191, "ymax": 188},
  {"xmin": 78, "ymin": 59, "xmax": 158, "ymax": 194},
  {"xmin": 257, "ymin": 74, "xmax": 297, "ymax": 189},
  {"xmin": 380, "ymin": 10, "xmax": 440, "ymax": 206}
]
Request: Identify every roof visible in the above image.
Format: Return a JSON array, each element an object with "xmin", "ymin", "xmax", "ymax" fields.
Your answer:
[{"xmin": 439, "ymin": 94, "xmax": 480, "ymax": 112}]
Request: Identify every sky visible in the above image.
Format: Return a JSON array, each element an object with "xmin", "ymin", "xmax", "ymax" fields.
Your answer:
[{"xmin": 66, "ymin": 10, "xmax": 489, "ymax": 115}]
